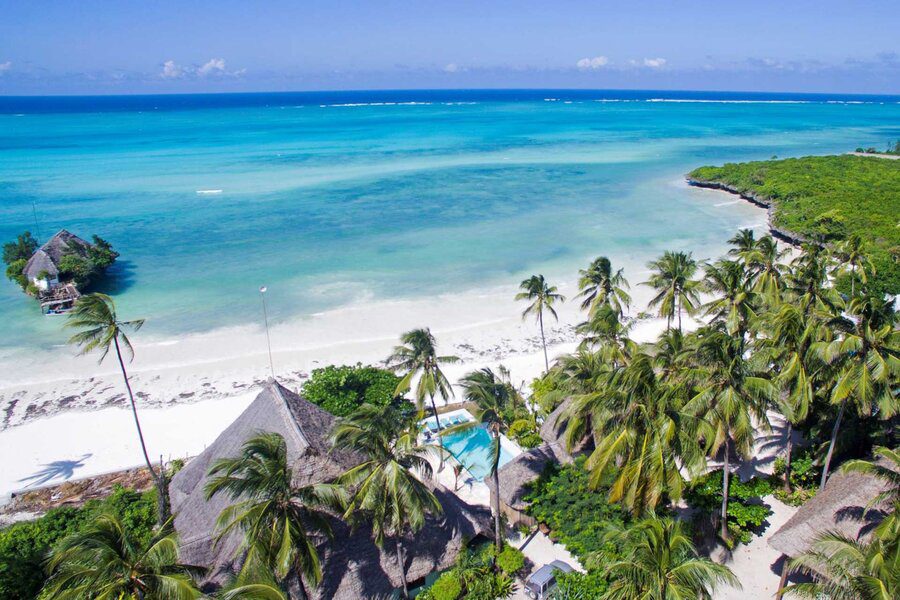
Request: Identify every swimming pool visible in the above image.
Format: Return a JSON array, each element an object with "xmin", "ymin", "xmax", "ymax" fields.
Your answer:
[{"xmin": 422, "ymin": 411, "xmax": 518, "ymax": 481}]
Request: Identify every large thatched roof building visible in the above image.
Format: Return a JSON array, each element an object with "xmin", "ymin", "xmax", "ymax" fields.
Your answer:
[
  {"xmin": 170, "ymin": 380, "xmax": 491, "ymax": 599},
  {"xmin": 22, "ymin": 229, "xmax": 93, "ymax": 289},
  {"xmin": 769, "ymin": 466, "xmax": 893, "ymax": 560},
  {"xmin": 768, "ymin": 462, "xmax": 894, "ymax": 597}
]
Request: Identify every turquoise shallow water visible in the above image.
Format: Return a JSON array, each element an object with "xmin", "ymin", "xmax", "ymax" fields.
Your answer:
[{"xmin": 1, "ymin": 90, "xmax": 898, "ymax": 355}]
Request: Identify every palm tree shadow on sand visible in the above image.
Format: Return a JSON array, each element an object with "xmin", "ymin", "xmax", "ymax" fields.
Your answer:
[{"xmin": 18, "ymin": 453, "xmax": 92, "ymax": 488}]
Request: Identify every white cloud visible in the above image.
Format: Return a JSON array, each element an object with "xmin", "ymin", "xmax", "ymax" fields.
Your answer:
[
  {"xmin": 160, "ymin": 58, "xmax": 244, "ymax": 80},
  {"xmin": 161, "ymin": 60, "xmax": 184, "ymax": 79},
  {"xmin": 0, "ymin": 61, "xmax": 11, "ymax": 74},
  {"xmin": 443, "ymin": 63, "xmax": 460, "ymax": 73},
  {"xmin": 643, "ymin": 57, "xmax": 667, "ymax": 68},
  {"xmin": 198, "ymin": 58, "xmax": 226, "ymax": 77},
  {"xmin": 576, "ymin": 56, "xmax": 609, "ymax": 70}
]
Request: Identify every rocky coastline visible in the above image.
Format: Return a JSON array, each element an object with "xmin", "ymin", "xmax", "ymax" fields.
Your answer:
[{"xmin": 686, "ymin": 177, "xmax": 809, "ymax": 246}]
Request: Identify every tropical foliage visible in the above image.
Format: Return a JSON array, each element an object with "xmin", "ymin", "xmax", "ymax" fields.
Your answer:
[
  {"xmin": 301, "ymin": 363, "xmax": 402, "ymax": 416},
  {"xmin": 689, "ymin": 154, "xmax": 900, "ymax": 295}
]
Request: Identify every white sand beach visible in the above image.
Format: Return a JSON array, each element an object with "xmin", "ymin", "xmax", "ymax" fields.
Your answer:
[{"xmin": 0, "ymin": 275, "xmax": 685, "ymax": 500}]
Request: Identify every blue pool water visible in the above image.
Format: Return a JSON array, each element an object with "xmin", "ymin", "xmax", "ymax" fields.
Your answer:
[
  {"xmin": 434, "ymin": 415, "xmax": 516, "ymax": 481},
  {"xmin": 1, "ymin": 89, "xmax": 898, "ymax": 359}
]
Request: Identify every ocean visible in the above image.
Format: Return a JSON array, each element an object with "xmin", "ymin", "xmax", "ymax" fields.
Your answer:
[{"xmin": 1, "ymin": 89, "xmax": 898, "ymax": 359}]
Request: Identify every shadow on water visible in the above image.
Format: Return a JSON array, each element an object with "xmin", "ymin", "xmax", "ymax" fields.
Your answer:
[
  {"xmin": 18, "ymin": 453, "xmax": 92, "ymax": 488},
  {"xmin": 86, "ymin": 259, "xmax": 137, "ymax": 295}
]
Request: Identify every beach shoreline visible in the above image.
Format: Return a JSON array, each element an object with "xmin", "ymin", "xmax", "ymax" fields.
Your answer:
[{"xmin": 0, "ymin": 184, "xmax": 769, "ymax": 499}]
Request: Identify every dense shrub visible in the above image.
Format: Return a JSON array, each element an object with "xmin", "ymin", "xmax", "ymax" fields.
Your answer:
[
  {"xmin": 422, "ymin": 571, "xmax": 461, "ymax": 600},
  {"xmin": 685, "ymin": 470, "xmax": 773, "ymax": 545},
  {"xmin": 689, "ymin": 155, "xmax": 900, "ymax": 295},
  {"xmin": 525, "ymin": 460, "xmax": 627, "ymax": 560},
  {"xmin": 0, "ymin": 486, "xmax": 155, "ymax": 600},
  {"xmin": 496, "ymin": 545, "xmax": 525, "ymax": 575},
  {"xmin": 772, "ymin": 450, "xmax": 821, "ymax": 506},
  {"xmin": 301, "ymin": 364, "xmax": 402, "ymax": 416},
  {"xmin": 508, "ymin": 418, "xmax": 543, "ymax": 449},
  {"xmin": 551, "ymin": 570, "xmax": 609, "ymax": 599}
]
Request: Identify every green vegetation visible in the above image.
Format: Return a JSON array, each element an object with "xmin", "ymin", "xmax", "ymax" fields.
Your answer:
[
  {"xmin": 516, "ymin": 274, "xmax": 565, "ymax": 372},
  {"xmin": 525, "ymin": 460, "xmax": 628, "ymax": 561},
  {"xmin": 2, "ymin": 232, "xmax": 39, "ymax": 291},
  {"xmin": 0, "ymin": 487, "xmax": 155, "ymax": 600},
  {"xmin": 689, "ymin": 155, "xmax": 900, "ymax": 295},
  {"xmin": 301, "ymin": 363, "xmax": 403, "ymax": 417},
  {"xmin": 855, "ymin": 139, "xmax": 900, "ymax": 155},
  {"xmin": 416, "ymin": 544, "xmax": 519, "ymax": 600},
  {"xmin": 685, "ymin": 470, "xmax": 774, "ymax": 545}
]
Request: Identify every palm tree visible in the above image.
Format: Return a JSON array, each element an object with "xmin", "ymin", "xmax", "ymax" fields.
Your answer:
[
  {"xmin": 43, "ymin": 512, "xmax": 200, "ymax": 600},
  {"xmin": 600, "ymin": 517, "xmax": 739, "ymax": 600},
  {"xmin": 66, "ymin": 293, "xmax": 168, "ymax": 525},
  {"xmin": 834, "ymin": 234, "xmax": 874, "ymax": 298},
  {"xmin": 815, "ymin": 296, "xmax": 899, "ymax": 489},
  {"xmin": 702, "ymin": 259, "xmax": 758, "ymax": 349},
  {"xmin": 446, "ymin": 367, "xmax": 513, "ymax": 551},
  {"xmin": 204, "ymin": 432, "xmax": 345, "ymax": 599},
  {"xmin": 784, "ymin": 528, "xmax": 899, "ymax": 600},
  {"xmin": 575, "ymin": 303, "xmax": 637, "ymax": 365},
  {"xmin": 786, "ymin": 243, "xmax": 839, "ymax": 317},
  {"xmin": 516, "ymin": 274, "xmax": 566, "ymax": 372},
  {"xmin": 643, "ymin": 251, "xmax": 701, "ymax": 332},
  {"xmin": 727, "ymin": 228, "xmax": 757, "ymax": 264},
  {"xmin": 332, "ymin": 404, "xmax": 442, "ymax": 599},
  {"xmin": 576, "ymin": 256, "xmax": 631, "ymax": 315},
  {"xmin": 749, "ymin": 235, "xmax": 789, "ymax": 304},
  {"xmin": 762, "ymin": 303, "xmax": 823, "ymax": 491},
  {"xmin": 581, "ymin": 354, "xmax": 705, "ymax": 515},
  {"xmin": 687, "ymin": 325, "xmax": 774, "ymax": 540},
  {"xmin": 388, "ymin": 328, "xmax": 458, "ymax": 468}
]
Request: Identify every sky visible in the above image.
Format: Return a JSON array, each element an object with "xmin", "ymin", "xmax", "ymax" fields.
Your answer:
[{"xmin": 0, "ymin": 0, "xmax": 898, "ymax": 96}]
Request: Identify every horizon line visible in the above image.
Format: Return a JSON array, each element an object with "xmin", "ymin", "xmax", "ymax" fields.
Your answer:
[{"xmin": 2, "ymin": 86, "xmax": 900, "ymax": 100}]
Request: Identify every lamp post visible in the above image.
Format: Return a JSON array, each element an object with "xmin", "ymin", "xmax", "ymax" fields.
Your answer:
[{"xmin": 259, "ymin": 285, "xmax": 275, "ymax": 379}]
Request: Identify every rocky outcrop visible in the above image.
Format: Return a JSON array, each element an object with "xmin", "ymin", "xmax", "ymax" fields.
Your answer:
[{"xmin": 686, "ymin": 177, "xmax": 810, "ymax": 246}]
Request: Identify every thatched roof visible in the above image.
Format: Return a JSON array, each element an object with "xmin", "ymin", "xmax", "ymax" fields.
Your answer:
[
  {"xmin": 485, "ymin": 442, "xmax": 571, "ymax": 510},
  {"xmin": 539, "ymin": 398, "xmax": 592, "ymax": 459},
  {"xmin": 768, "ymin": 466, "xmax": 893, "ymax": 559},
  {"xmin": 22, "ymin": 229, "xmax": 93, "ymax": 280},
  {"xmin": 170, "ymin": 380, "xmax": 491, "ymax": 599}
]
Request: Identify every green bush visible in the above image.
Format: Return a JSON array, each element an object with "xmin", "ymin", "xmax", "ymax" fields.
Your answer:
[
  {"xmin": 0, "ymin": 486, "xmax": 156, "ymax": 600},
  {"xmin": 551, "ymin": 570, "xmax": 608, "ymax": 599},
  {"xmin": 525, "ymin": 460, "xmax": 628, "ymax": 561},
  {"xmin": 2, "ymin": 232, "xmax": 38, "ymax": 266},
  {"xmin": 496, "ymin": 545, "xmax": 525, "ymax": 575},
  {"xmin": 424, "ymin": 571, "xmax": 461, "ymax": 600},
  {"xmin": 772, "ymin": 450, "xmax": 821, "ymax": 491},
  {"xmin": 4, "ymin": 258, "xmax": 28, "ymax": 290},
  {"xmin": 508, "ymin": 419, "xmax": 543, "ymax": 449},
  {"xmin": 301, "ymin": 364, "xmax": 402, "ymax": 416}
]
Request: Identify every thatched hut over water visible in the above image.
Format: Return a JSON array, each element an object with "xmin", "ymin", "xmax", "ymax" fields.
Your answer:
[{"xmin": 169, "ymin": 380, "xmax": 491, "ymax": 599}]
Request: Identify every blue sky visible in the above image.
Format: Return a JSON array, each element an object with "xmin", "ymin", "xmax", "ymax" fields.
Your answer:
[{"xmin": 0, "ymin": 0, "xmax": 898, "ymax": 95}]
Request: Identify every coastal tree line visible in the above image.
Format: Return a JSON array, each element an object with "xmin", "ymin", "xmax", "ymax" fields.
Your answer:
[{"xmin": 2, "ymin": 226, "xmax": 897, "ymax": 600}]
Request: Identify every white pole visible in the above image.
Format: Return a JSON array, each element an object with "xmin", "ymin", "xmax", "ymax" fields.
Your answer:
[{"xmin": 259, "ymin": 285, "xmax": 275, "ymax": 379}]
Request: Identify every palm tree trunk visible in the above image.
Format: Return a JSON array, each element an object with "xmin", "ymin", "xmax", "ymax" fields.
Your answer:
[
  {"xmin": 820, "ymin": 399, "xmax": 847, "ymax": 490},
  {"xmin": 539, "ymin": 310, "xmax": 549, "ymax": 373},
  {"xmin": 430, "ymin": 393, "xmax": 445, "ymax": 471},
  {"xmin": 720, "ymin": 440, "xmax": 731, "ymax": 541},
  {"xmin": 677, "ymin": 294, "xmax": 682, "ymax": 332},
  {"xmin": 284, "ymin": 572, "xmax": 309, "ymax": 600},
  {"xmin": 113, "ymin": 336, "xmax": 167, "ymax": 525},
  {"xmin": 395, "ymin": 537, "xmax": 409, "ymax": 599},
  {"xmin": 491, "ymin": 441, "xmax": 503, "ymax": 553},
  {"xmin": 782, "ymin": 422, "xmax": 794, "ymax": 492}
]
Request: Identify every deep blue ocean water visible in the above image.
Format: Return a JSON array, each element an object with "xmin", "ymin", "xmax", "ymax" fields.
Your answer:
[{"xmin": 1, "ymin": 89, "xmax": 898, "ymax": 354}]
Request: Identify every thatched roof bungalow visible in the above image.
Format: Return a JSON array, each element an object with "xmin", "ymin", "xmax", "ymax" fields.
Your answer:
[
  {"xmin": 22, "ymin": 229, "xmax": 93, "ymax": 290},
  {"xmin": 170, "ymin": 380, "xmax": 491, "ymax": 599},
  {"xmin": 768, "ymin": 463, "xmax": 893, "ymax": 598}
]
